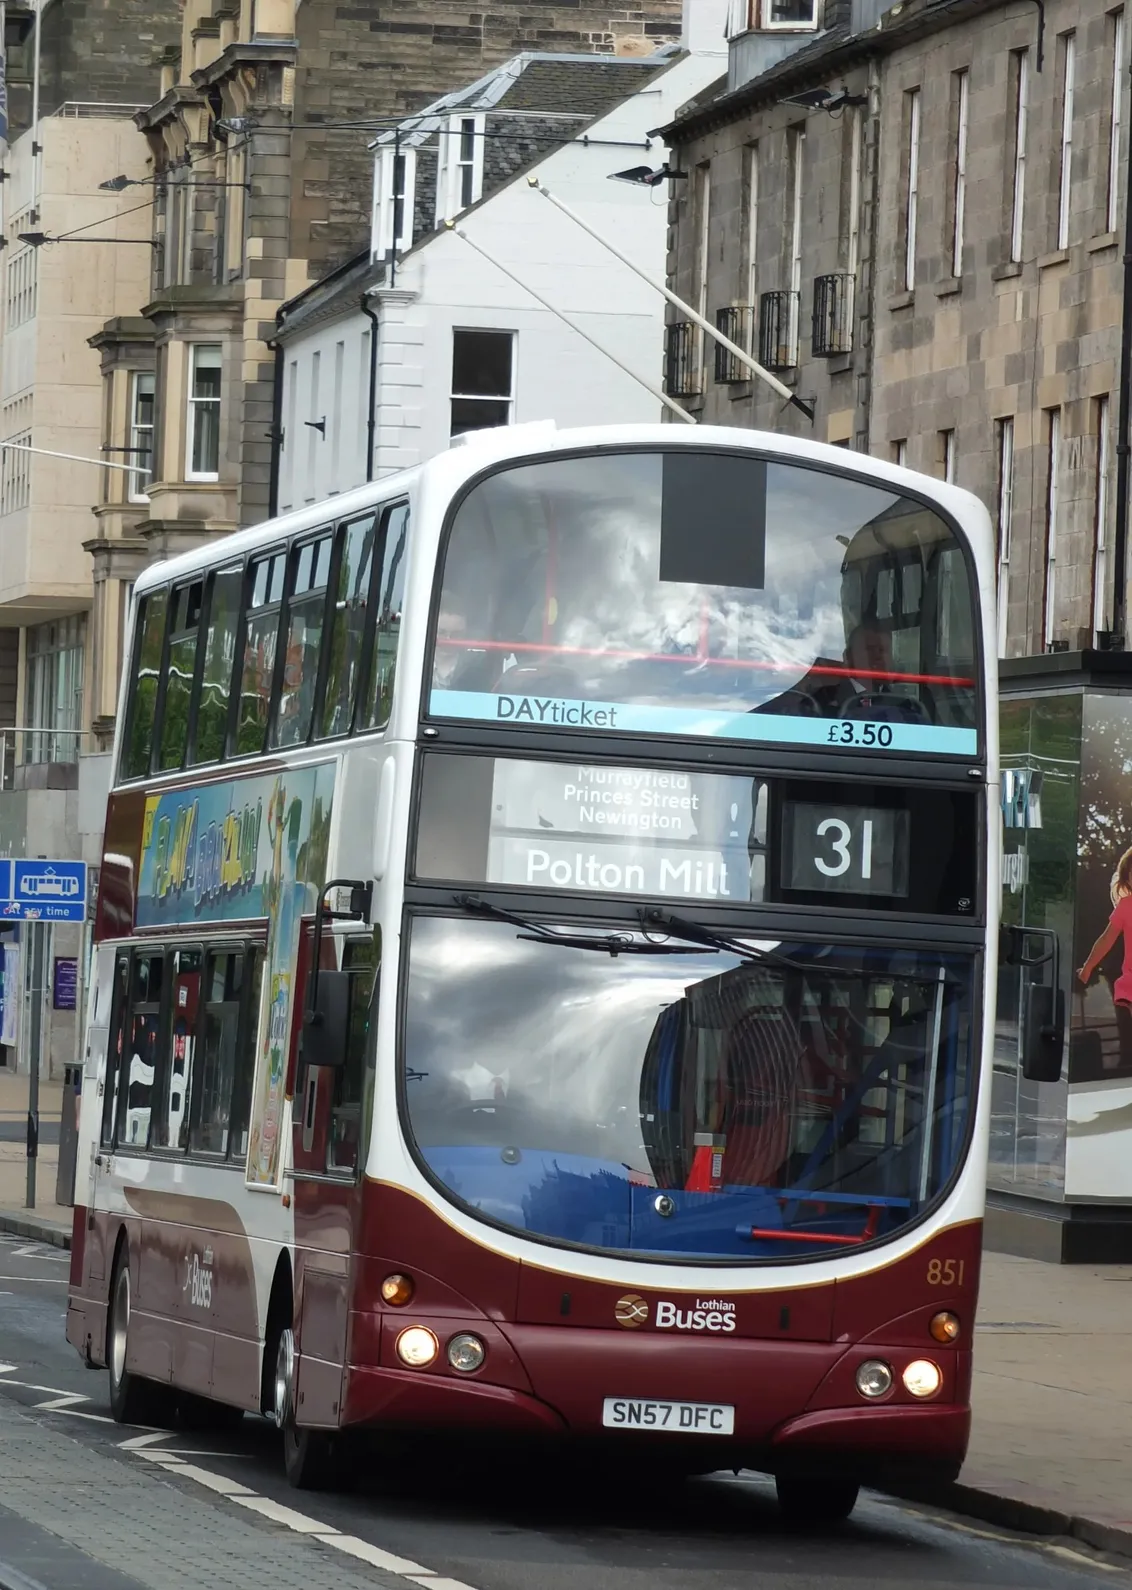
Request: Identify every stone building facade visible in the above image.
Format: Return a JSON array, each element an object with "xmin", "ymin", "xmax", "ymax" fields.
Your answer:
[
  {"xmin": 660, "ymin": 0, "xmax": 1128, "ymax": 658},
  {"xmin": 87, "ymin": 0, "xmax": 684, "ymax": 744}
]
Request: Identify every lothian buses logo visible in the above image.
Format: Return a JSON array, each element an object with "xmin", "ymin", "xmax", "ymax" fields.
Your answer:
[
  {"xmin": 615, "ymin": 1294, "xmax": 649, "ymax": 1328},
  {"xmin": 614, "ymin": 1294, "xmax": 738, "ymax": 1332}
]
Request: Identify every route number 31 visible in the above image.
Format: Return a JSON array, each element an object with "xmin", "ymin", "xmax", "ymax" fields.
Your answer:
[{"xmin": 927, "ymin": 1258, "xmax": 966, "ymax": 1286}]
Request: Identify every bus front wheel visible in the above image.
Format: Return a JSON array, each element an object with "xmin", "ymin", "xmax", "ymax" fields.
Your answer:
[
  {"xmin": 274, "ymin": 1327, "xmax": 340, "ymax": 1491},
  {"xmin": 775, "ymin": 1473, "xmax": 860, "ymax": 1525}
]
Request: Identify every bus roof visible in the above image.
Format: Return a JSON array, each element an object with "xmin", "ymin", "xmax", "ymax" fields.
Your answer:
[{"xmin": 130, "ymin": 421, "xmax": 992, "ymax": 597}]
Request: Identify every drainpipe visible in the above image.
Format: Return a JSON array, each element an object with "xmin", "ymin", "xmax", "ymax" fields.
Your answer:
[
  {"xmin": 267, "ymin": 336, "xmax": 284, "ymax": 518},
  {"xmin": 1112, "ymin": 51, "xmax": 1132, "ymax": 647},
  {"xmin": 362, "ymin": 292, "xmax": 379, "ymax": 482}
]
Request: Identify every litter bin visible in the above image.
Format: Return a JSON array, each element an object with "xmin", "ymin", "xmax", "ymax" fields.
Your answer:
[{"xmin": 55, "ymin": 1063, "xmax": 80, "ymax": 1208}]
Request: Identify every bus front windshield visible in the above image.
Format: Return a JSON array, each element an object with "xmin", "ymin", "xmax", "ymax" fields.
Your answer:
[
  {"xmin": 428, "ymin": 450, "xmax": 980, "ymax": 755},
  {"xmin": 402, "ymin": 916, "xmax": 976, "ymax": 1261}
]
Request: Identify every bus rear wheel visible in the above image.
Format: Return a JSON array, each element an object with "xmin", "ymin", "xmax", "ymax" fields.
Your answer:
[
  {"xmin": 107, "ymin": 1247, "xmax": 174, "ymax": 1426},
  {"xmin": 775, "ymin": 1473, "xmax": 860, "ymax": 1525}
]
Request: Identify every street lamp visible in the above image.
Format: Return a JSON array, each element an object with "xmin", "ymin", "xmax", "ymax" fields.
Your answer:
[
  {"xmin": 18, "ymin": 231, "xmax": 157, "ymax": 247},
  {"xmin": 99, "ymin": 172, "xmax": 252, "ymax": 192},
  {"xmin": 607, "ymin": 164, "xmax": 686, "ymax": 187}
]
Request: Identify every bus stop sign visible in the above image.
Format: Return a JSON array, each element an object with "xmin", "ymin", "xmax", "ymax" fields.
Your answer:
[{"xmin": 0, "ymin": 860, "xmax": 87, "ymax": 921}]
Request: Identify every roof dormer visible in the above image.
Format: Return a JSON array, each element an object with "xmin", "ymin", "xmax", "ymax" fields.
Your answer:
[{"xmin": 727, "ymin": 0, "xmax": 828, "ymax": 90}]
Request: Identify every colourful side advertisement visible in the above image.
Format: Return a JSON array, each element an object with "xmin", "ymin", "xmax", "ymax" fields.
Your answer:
[{"xmin": 136, "ymin": 764, "xmax": 336, "ymax": 1190}]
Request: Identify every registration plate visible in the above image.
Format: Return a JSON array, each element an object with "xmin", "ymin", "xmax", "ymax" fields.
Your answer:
[{"xmin": 602, "ymin": 1397, "xmax": 734, "ymax": 1435}]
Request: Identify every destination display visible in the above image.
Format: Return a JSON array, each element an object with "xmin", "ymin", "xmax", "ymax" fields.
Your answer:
[{"xmin": 487, "ymin": 759, "xmax": 761, "ymax": 903}]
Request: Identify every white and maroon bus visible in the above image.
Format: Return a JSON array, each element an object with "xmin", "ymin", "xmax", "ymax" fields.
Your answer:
[{"xmin": 68, "ymin": 422, "xmax": 1001, "ymax": 1519}]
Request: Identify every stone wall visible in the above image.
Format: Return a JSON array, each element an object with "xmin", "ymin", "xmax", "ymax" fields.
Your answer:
[
  {"xmin": 665, "ymin": 0, "xmax": 1127, "ymax": 655},
  {"xmin": 292, "ymin": 1, "xmax": 685, "ymax": 277}
]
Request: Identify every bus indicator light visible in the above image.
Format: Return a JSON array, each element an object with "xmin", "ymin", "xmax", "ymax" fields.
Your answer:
[
  {"xmin": 396, "ymin": 1326, "xmax": 439, "ymax": 1368},
  {"xmin": 381, "ymin": 1273, "xmax": 414, "ymax": 1306},
  {"xmin": 930, "ymin": 1311, "xmax": 961, "ymax": 1344}
]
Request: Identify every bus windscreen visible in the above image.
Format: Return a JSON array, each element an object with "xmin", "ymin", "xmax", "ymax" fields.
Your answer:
[{"xmin": 428, "ymin": 450, "xmax": 980, "ymax": 756}]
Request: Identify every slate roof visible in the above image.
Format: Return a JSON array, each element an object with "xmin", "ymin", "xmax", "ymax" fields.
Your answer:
[{"xmin": 278, "ymin": 48, "xmax": 680, "ymax": 338}]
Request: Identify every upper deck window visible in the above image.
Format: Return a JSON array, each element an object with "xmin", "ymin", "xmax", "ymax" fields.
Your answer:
[{"xmin": 428, "ymin": 450, "xmax": 979, "ymax": 757}]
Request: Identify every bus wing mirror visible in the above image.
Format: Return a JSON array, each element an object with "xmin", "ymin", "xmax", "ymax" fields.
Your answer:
[
  {"xmin": 301, "ymin": 971, "xmax": 350, "ymax": 1069},
  {"xmin": 1021, "ymin": 983, "xmax": 1064, "ymax": 1082}
]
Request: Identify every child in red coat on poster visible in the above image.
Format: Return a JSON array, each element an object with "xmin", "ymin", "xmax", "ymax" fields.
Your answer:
[{"xmin": 1078, "ymin": 846, "xmax": 1132, "ymax": 1065}]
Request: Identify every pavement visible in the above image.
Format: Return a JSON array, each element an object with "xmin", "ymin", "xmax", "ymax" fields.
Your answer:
[
  {"xmin": 0, "ymin": 1070, "xmax": 72, "ymax": 1248},
  {"xmin": 0, "ymin": 1067, "xmax": 1129, "ymax": 1573}
]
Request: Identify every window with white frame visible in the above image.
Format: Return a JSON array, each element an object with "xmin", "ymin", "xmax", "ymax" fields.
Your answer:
[
  {"xmin": 787, "ymin": 126, "xmax": 804, "ymax": 362},
  {"xmin": 941, "ymin": 429, "xmax": 956, "ymax": 483},
  {"xmin": 694, "ymin": 162, "xmax": 712, "ymax": 382},
  {"xmin": 1108, "ymin": 11, "xmax": 1125, "ymax": 235},
  {"xmin": 1057, "ymin": 33, "xmax": 1076, "ymax": 250},
  {"xmin": 372, "ymin": 143, "xmax": 417, "ymax": 259},
  {"xmin": 129, "ymin": 372, "xmax": 155, "ymax": 504},
  {"xmin": 745, "ymin": 143, "xmax": 759, "ymax": 307},
  {"xmin": 186, "ymin": 344, "xmax": 221, "ymax": 481},
  {"xmin": 951, "ymin": 69, "xmax": 970, "ymax": 278},
  {"xmin": 6, "ymin": 237, "xmax": 37, "ymax": 330},
  {"xmin": 995, "ymin": 418, "xmax": 1014, "ymax": 655},
  {"xmin": 759, "ymin": 0, "xmax": 820, "ymax": 27},
  {"xmin": 1043, "ymin": 408, "xmax": 1061, "ymax": 648},
  {"xmin": 450, "ymin": 329, "xmax": 514, "ymax": 437},
  {"xmin": 0, "ymin": 431, "xmax": 30, "ymax": 516},
  {"xmin": 437, "ymin": 114, "xmax": 485, "ymax": 223},
  {"xmin": 25, "ymin": 615, "xmax": 86, "ymax": 765},
  {"xmin": 904, "ymin": 88, "xmax": 921, "ymax": 292},
  {"xmin": 893, "ymin": 439, "xmax": 907, "ymax": 468},
  {"xmin": 1009, "ymin": 50, "xmax": 1029, "ymax": 264},
  {"xmin": 1093, "ymin": 395, "xmax": 1112, "ymax": 641}
]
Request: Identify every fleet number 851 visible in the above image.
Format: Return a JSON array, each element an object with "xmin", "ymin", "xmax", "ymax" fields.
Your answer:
[{"xmin": 927, "ymin": 1258, "xmax": 966, "ymax": 1286}]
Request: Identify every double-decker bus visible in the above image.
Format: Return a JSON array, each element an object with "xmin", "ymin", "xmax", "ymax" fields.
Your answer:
[{"xmin": 68, "ymin": 421, "xmax": 998, "ymax": 1520}]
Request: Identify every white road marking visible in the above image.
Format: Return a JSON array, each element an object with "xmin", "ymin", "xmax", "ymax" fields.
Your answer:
[
  {"xmin": 0, "ymin": 1364, "xmax": 16, "ymax": 1374},
  {"xmin": 118, "ymin": 1429, "xmax": 173, "ymax": 1450},
  {"xmin": 233, "ymin": 1494, "xmax": 338, "ymax": 1533},
  {"xmin": 317, "ymin": 1535, "xmax": 430, "ymax": 1574},
  {"xmin": 116, "ymin": 1426, "xmax": 486, "ymax": 1589},
  {"xmin": 9, "ymin": 1244, "xmax": 68, "ymax": 1262},
  {"xmin": 0, "ymin": 1274, "xmax": 67, "ymax": 1282},
  {"xmin": 35, "ymin": 1393, "xmax": 89, "ymax": 1410}
]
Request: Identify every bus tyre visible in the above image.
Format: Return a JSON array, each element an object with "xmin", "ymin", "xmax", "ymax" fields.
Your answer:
[
  {"xmin": 107, "ymin": 1248, "xmax": 172, "ymax": 1426},
  {"xmin": 775, "ymin": 1473, "xmax": 860, "ymax": 1525},
  {"xmin": 274, "ymin": 1327, "xmax": 339, "ymax": 1491}
]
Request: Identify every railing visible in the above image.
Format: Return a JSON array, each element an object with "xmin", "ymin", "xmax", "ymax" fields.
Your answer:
[
  {"xmin": 714, "ymin": 305, "xmax": 755, "ymax": 383},
  {"xmin": 50, "ymin": 102, "xmax": 148, "ymax": 119},
  {"xmin": 812, "ymin": 272, "xmax": 855, "ymax": 357},
  {"xmin": 664, "ymin": 319, "xmax": 702, "ymax": 398},
  {"xmin": 758, "ymin": 290, "xmax": 800, "ymax": 372},
  {"xmin": 0, "ymin": 727, "xmax": 91, "ymax": 791}
]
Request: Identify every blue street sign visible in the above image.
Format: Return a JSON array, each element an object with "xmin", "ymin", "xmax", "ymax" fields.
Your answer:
[{"xmin": 0, "ymin": 860, "xmax": 88, "ymax": 922}]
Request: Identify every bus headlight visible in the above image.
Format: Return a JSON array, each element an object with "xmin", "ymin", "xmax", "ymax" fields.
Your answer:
[
  {"xmin": 902, "ymin": 1359, "xmax": 942, "ymax": 1398},
  {"xmin": 855, "ymin": 1359, "xmax": 894, "ymax": 1399},
  {"xmin": 447, "ymin": 1333, "xmax": 486, "ymax": 1374},
  {"xmin": 396, "ymin": 1326, "xmax": 439, "ymax": 1368}
]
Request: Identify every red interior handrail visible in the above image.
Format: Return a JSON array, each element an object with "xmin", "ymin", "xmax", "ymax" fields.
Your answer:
[{"xmin": 434, "ymin": 636, "xmax": 975, "ymax": 690}]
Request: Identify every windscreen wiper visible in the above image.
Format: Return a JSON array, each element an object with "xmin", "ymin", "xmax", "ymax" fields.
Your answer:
[
  {"xmin": 638, "ymin": 908, "xmax": 778, "ymax": 965},
  {"xmin": 453, "ymin": 894, "xmax": 713, "ymax": 957}
]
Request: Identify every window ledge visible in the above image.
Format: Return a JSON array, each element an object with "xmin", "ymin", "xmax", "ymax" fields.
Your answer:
[
  {"xmin": 1088, "ymin": 230, "xmax": 1119, "ymax": 253},
  {"xmin": 991, "ymin": 260, "xmax": 1023, "ymax": 281},
  {"xmin": 1037, "ymin": 247, "xmax": 1069, "ymax": 271},
  {"xmin": 888, "ymin": 290, "xmax": 915, "ymax": 312},
  {"xmin": 934, "ymin": 276, "xmax": 962, "ymax": 298},
  {"xmin": 727, "ymin": 381, "xmax": 754, "ymax": 401},
  {"xmin": 826, "ymin": 352, "xmax": 854, "ymax": 375}
]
